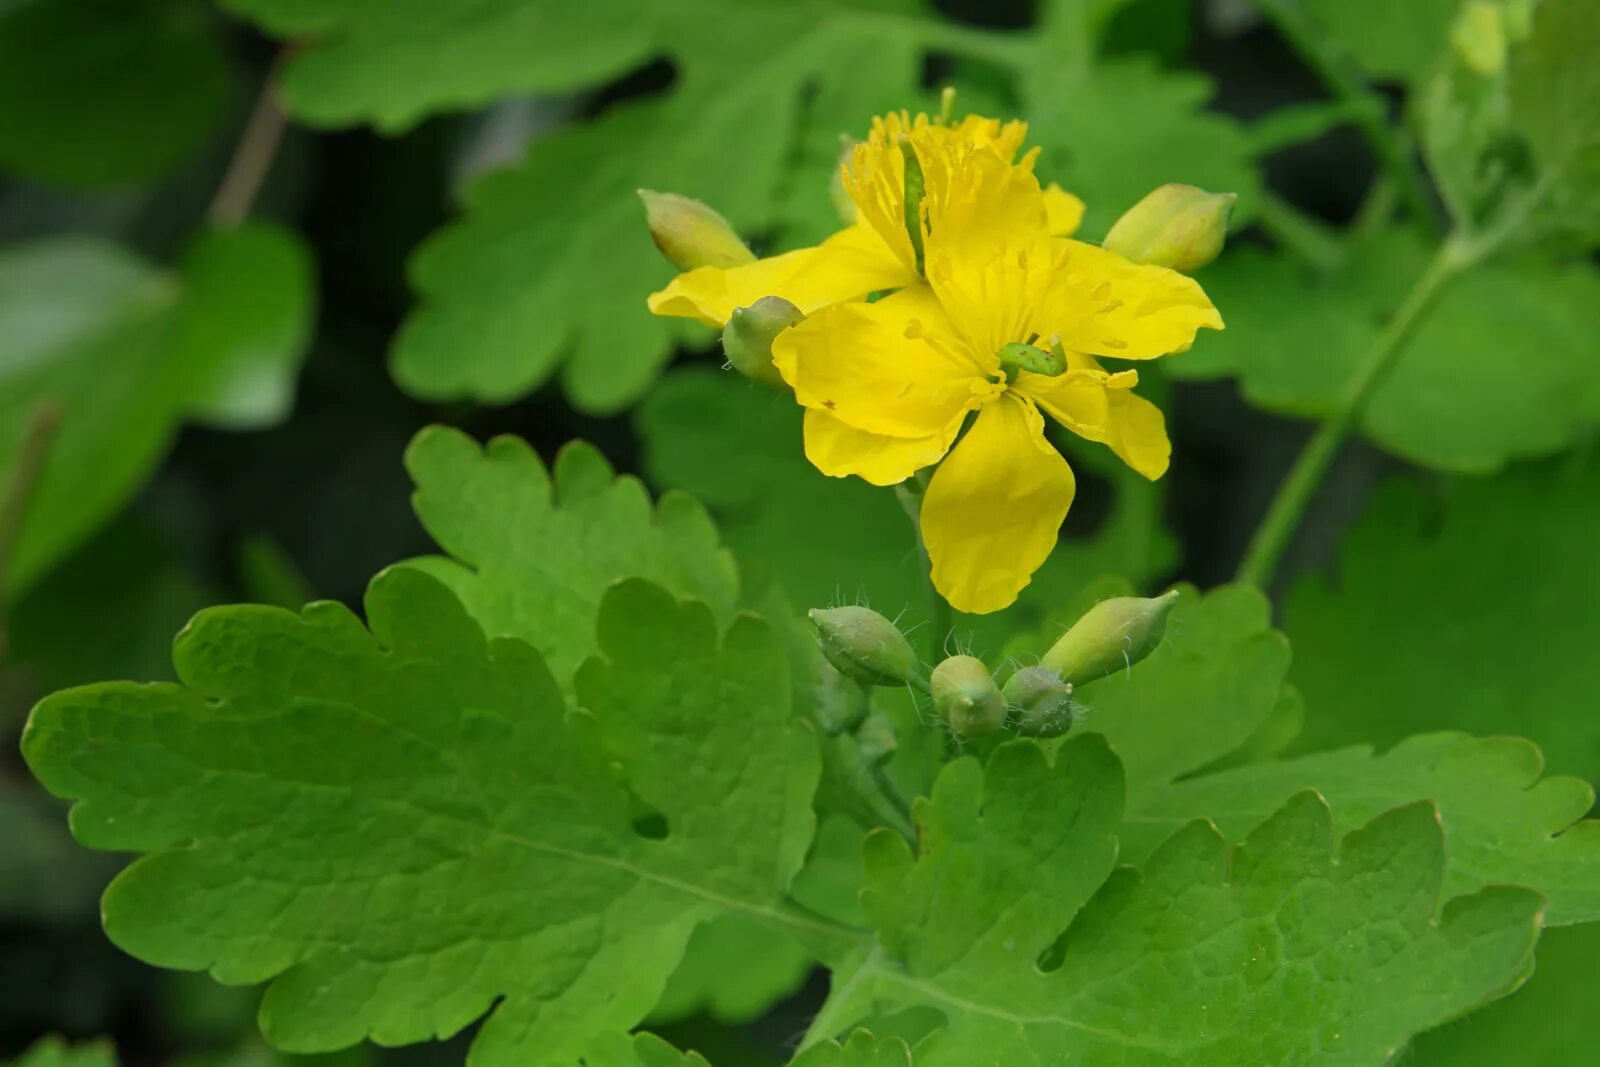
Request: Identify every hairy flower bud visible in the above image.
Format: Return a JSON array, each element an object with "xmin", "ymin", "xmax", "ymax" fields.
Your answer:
[
  {"xmin": 1040, "ymin": 589, "xmax": 1179, "ymax": 686},
  {"xmin": 638, "ymin": 189, "xmax": 755, "ymax": 270},
  {"xmin": 723, "ymin": 296, "xmax": 803, "ymax": 389},
  {"xmin": 932, "ymin": 655, "xmax": 1006, "ymax": 739},
  {"xmin": 1103, "ymin": 184, "xmax": 1236, "ymax": 273},
  {"xmin": 813, "ymin": 658, "xmax": 870, "ymax": 735},
  {"xmin": 1003, "ymin": 665, "xmax": 1075, "ymax": 738},
  {"xmin": 809, "ymin": 606, "xmax": 919, "ymax": 688}
]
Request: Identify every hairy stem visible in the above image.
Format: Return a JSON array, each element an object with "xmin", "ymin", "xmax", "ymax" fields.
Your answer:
[
  {"xmin": 1236, "ymin": 238, "xmax": 1467, "ymax": 589},
  {"xmin": 0, "ymin": 401, "xmax": 64, "ymax": 658},
  {"xmin": 1250, "ymin": 0, "xmax": 1436, "ymax": 230},
  {"xmin": 208, "ymin": 52, "xmax": 292, "ymax": 227}
]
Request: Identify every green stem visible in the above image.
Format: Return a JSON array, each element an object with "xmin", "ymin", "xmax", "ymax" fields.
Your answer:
[
  {"xmin": 0, "ymin": 401, "xmax": 63, "ymax": 659},
  {"xmin": 868, "ymin": 762, "xmax": 915, "ymax": 837},
  {"xmin": 1235, "ymin": 238, "xmax": 1467, "ymax": 589},
  {"xmin": 894, "ymin": 476, "xmax": 952, "ymax": 662},
  {"xmin": 208, "ymin": 50, "xmax": 291, "ymax": 227},
  {"xmin": 1250, "ymin": 0, "xmax": 1436, "ymax": 230}
]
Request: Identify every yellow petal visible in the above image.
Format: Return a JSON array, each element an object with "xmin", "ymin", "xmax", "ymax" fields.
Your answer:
[
  {"xmin": 920, "ymin": 143, "xmax": 1055, "ymax": 360},
  {"xmin": 921, "ymin": 395, "xmax": 1076, "ymax": 615},
  {"xmin": 1033, "ymin": 239, "xmax": 1223, "ymax": 360},
  {"xmin": 1043, "ymin": 183, "xmax": 1086, "ymax": 236},
  {"xmin": 646, "ymin": 223, "xmax": 912, "ymax": 327},
  {"xmin": 803, "ymin": 408, "xmax": 961, "ymax": 487},
  {"xmin": 771, "ymin": 285, "xmax": 995, "ymax": 439},
  {"xmin": 841, "ymin": 123, "xmax": 919, "ymax": 276},
  {"xmin": 1021, "ymin": 359, "xmax": 1171, "ymax": 480}
]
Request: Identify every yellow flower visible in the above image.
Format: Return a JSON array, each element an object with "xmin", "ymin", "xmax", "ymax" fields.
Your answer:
[
  {"xmin": 645, "ymin": 109, "xmax": 1084, "ymax": 328},
  {"xmin": 770, "ymin": 139, "xmax": 1222, "ymax": 615}
]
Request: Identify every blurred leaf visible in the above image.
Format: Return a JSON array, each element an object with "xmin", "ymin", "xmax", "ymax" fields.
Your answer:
[
  {"xmin": 1408, "ymin": 922, "xmax": 1600, "ymax": 1065},
  {"xmin": 1125, "ymin": 732, "xmax": 1600, "ymax": 924},
  {"xmin": 0, "ymin": 223, "xmax": 314, "ymax": 595},
  {"xmin": 390, "ymin": 7, "xmax": 920, "ymax": 413},
  {"xmin": 3, "ymin": 1038, "xmax": 116, "ymax": 1067},
  {"xmin": 0, "ymin": 0, "xmax": 228, "ymax": 188},
  {"xmin": 400, "ymin": 425, "xmax": 738, "ymax": 691},
  {"xmin": 5, "ymin": 515, "xmax": 217, "ymax": 694},
  {"xmin": 1174, "ymin": 234, "xmax": 1600, "ymax": 471},
  {"xmin": 582, "ymin": 1032, "xmax": 711, "ymax": 1067},
  {"xmin": 1302, "ymin": 0, "xmax": 1456, "ymax": 82},
  {"xmin": 649, "ymin": 915, "xmax": 813, "ymax": 1025},
  {"xmin": 1285, "ymin": 457, "xmax": 1600, "ymax": 778},
  {"xmin": 817, "ymin": 739, "xmax": 1541, "ymax": 1062},
  {"xmin": 1026, "ymin": 59, "xmax": 1261, "ymax": 234},
  {"xmin": 236, "ymin": 535, "xmax": 314, "ymax": 610},
  {"xmin": 1509, "ymin": 0, "xmax": 1600, "ymax": 236},
  {"xmin": 636, "ymin": 369, "xmax": 1176, "ymax": 657},
  {"xmin": 0, "ymin": 786, "xmax": 112, "ymax": 926},
  {"xmin": 24, "ymin": 572, "xmax": 830, "ymax": 1065}
]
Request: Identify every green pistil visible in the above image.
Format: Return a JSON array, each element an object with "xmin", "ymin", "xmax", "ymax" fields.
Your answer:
[
  {"xmin": 998, "ymin": 341, "xmax": 1068, "ymax": 383},
  {"xmin": 900, "ymin": 141, "xmax": 926, "ymax": 276}
]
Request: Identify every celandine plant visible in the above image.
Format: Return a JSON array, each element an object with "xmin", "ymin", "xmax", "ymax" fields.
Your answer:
[{"xmin": 8, "ymin": 1, "xmax": 1600, "ymax": 1066}]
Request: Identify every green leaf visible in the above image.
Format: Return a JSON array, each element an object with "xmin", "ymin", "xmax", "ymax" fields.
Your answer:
[
  {"xmin": 1173, "ymin": 234, "xmax": 1600, "ymax": 471},
  {"xmin": 1510, "ymin": 0, "xmax": 1600, "ymax": 235},
  {"xmin": 636, "ymin": 369, "xmax": 1176, "ymax": 654},
  {"xmin": 0, "ymin": 224, "xmax": 314, "ymax": 595},
  {"xmin": 582, "ymin": 1032, "xmax": 712, "ymax": 1067},
  {"xmin": 818, "ymin": 742, "xmax": 1542, "ymax": 1064},
  {"xmin": 1408, "ymin": 922, "xmax": 1600, "ymax": 1065},
  {"xmin": 3, "ymin": 1037, "xmax": 116, "ymax": 1067},
  {"xmin": 1284, "ymin": 456, "xmax": 1600, "ymax": 779},
  {"xmin": 649, "ymin": 915, "xmax": 814, "ymax": 1025},
  {"xmin": 23, "ymin": 570, "xmax": 833, "ymax": 1064},
  {"xmin": 789, "ymin": 1030, "xmax": 912, "ymax": 1067},
  {"xmin": 1012, "ymin": 584, "xmax": 1292, "ymax": 803},
  {"xmin": 1125, "ymin": 732, "xmax": 1600, "ymax": 925},
  {"xmin": 388, "ymin": 9, "xmax": 919, "ymax": 413},
  {"xmin": 0, "ymin": 0, "xmax": 228, "ymax": 188},
  {"xmin": 400, "ymin": 425, "xmax": 738, "ymax": 691},
  {"xmin": 1303, "ymin": 0, "xmax": 1457, "ymax": 82},
  {"xmin": 1026, "ymin": 59, "xmax": 1261, "ymax": 234}
]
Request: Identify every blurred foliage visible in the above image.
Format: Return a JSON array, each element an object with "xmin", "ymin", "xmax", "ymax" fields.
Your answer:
[{"xmin": 1, "ymin": 0, "xmax": 1598, "ymax": 1064}]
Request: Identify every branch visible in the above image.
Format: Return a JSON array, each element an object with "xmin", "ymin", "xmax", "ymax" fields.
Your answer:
[{"xmin": 208, "ymin": 51, "xmax": 293, "ymax": 227}]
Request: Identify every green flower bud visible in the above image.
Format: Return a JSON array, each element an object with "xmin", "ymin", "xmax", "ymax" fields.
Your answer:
[
  {"xmin": 1003, "ymin": 666, "xmax": 1075, "ymax": 738},
  {"xmin": 932, "ymin": 655, "xmax": 1006, "ymax": 740},
  {"xmin": 809, "ymin": 606, "xmax": 919, "ymax": 688},
  {"xmin": 723, "ymin": 296, "xmax": 803, "ymax": 389},
  {"xmin": 1040, "ymin": 589, "xmax": 1179, "ymax": 686},
  {"xmin": 1102, "ymin": 184, "xmax": 1236, "ymax": 273},
  {"xmin": 637, "ymin": 189, "xmax": 756, "ymax": 271}
]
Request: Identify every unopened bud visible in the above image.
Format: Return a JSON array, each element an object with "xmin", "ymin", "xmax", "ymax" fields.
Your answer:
[
  {"xmin": 809, "ymin": 606, "xmax": 919, "ymax": 689},
  {"xmin": 1003, "ymin": 666, "xmax": 1075, "ymax": 738},
  {"xmin": 932, "ymin": 655, "xmax": 1005, "ymax": 739},
  {"xmin": 638, "ymin": 189, "xmax": 755, "ymax": 271},
  {"xmin": 724, "ymin": 296, "xmax": 803, "ymax": 389},
  {"xmin": 1103, "ymin": 184, "xmax": 1235, "ymax": 273},
  {"xmin": 1040, "ymin": 589, "xmax": 1179, "ymax": 686}
]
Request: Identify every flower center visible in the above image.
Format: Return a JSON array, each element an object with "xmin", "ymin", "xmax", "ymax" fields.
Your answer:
[{"xmin": 997, "ymin": 337, "xmax": 1067, "ymax": 383}]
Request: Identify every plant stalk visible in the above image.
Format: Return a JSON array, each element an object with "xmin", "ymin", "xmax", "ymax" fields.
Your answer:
[
  {"xmin": 1235, "ymin": 239, "xmax": 1466, "ymax": 589},
  {"xmin": 894, "ymin": 475, "xmax": 952, "ymax": 662},
  {"xmin": 0, "ymin": 401, "xmax": 64, "ymax": 658},
  {"xmin": 208, "ymin": 51, "xmax": 293, "ymax": 227}
]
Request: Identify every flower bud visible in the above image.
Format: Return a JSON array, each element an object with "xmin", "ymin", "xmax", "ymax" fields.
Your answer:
[
  {"xmin": 637, "ymin": 189, "xmax": 756, "ymax": 271},
  {"xmin": 1040, "ymin": 589, "xmax": 1179, "ymax": 686},
  {"xmin": 1102, "ymin": 184, "xmax": 1236, "ymax": 273},
  {"xmin": 723, "ymin": 296, "xmax": 803, "ymax": 389},
  {"xmin": 809, "ymin": 606, "xmax": 919, "ymax": 689},
  {"xmin": 1003, "ymin": 666, "xmax": 1075, "ymax": 738},
  {"xmin": 932, "ymin": 655, "xmax": 1006, "ymax": 740}
]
